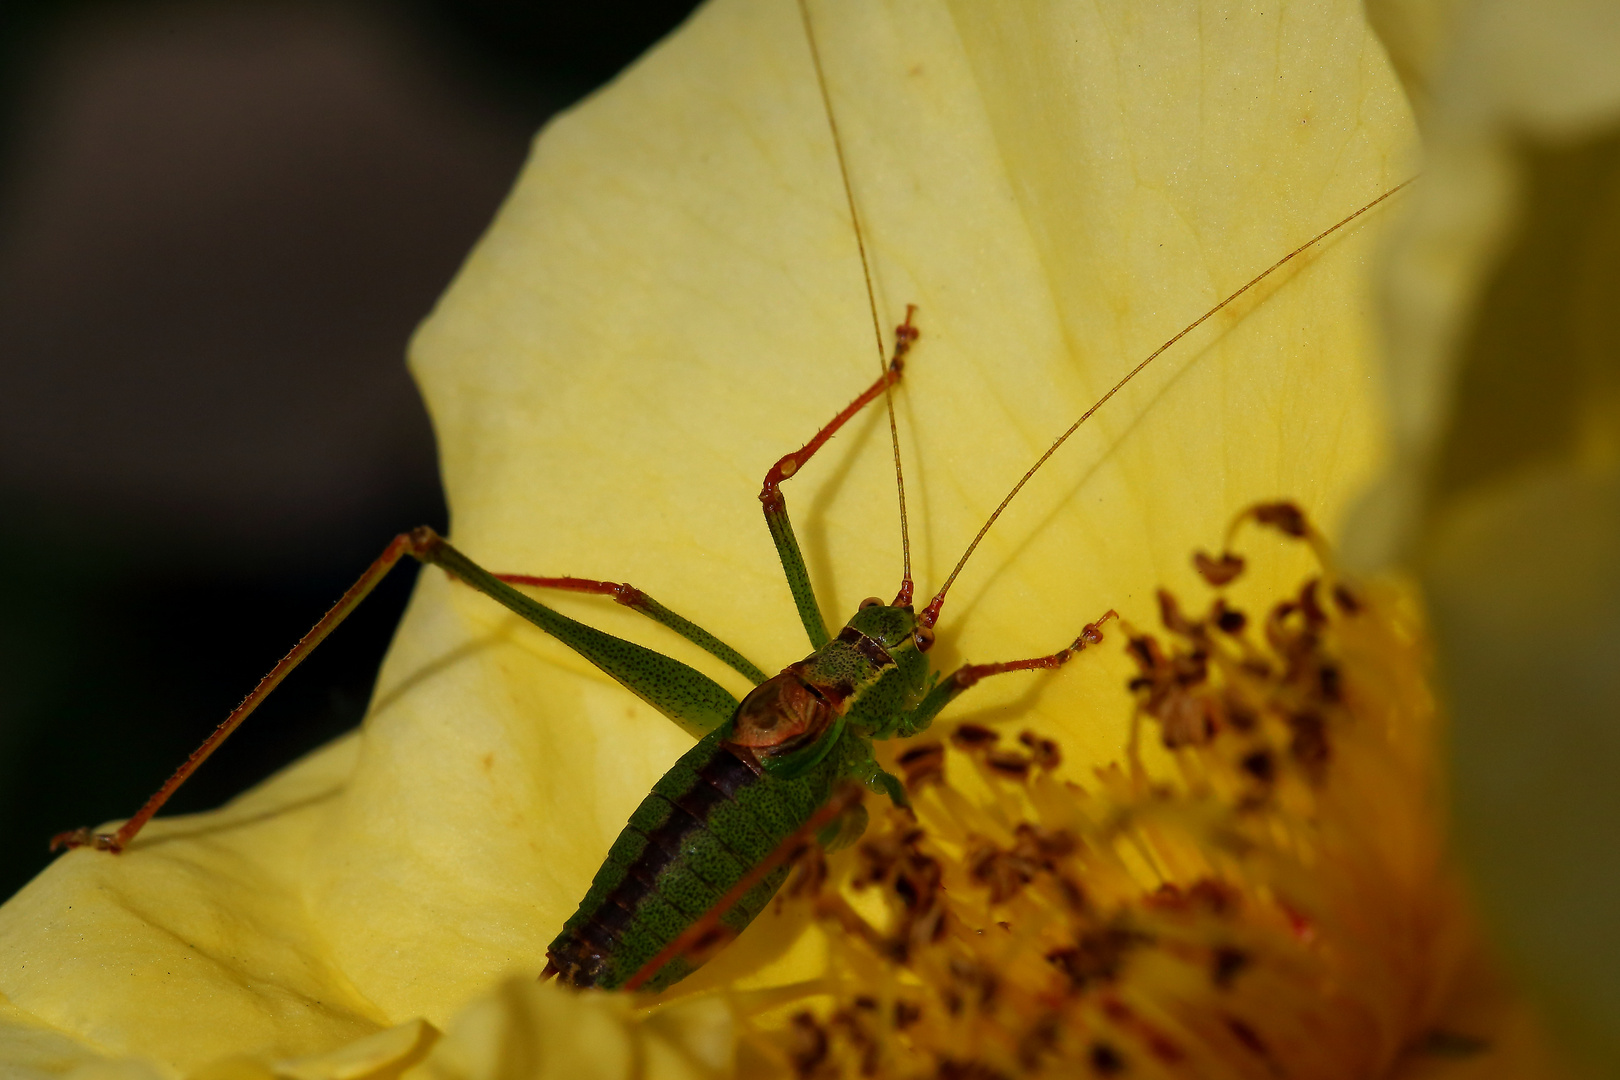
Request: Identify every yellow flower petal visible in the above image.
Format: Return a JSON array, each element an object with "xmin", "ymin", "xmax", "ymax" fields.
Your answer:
[
  {"xmin": 399, "ymin": 979, "xmax": 728, "ymax": 1080},
  {"xmin": 0, "ymin": 737, "xmax": 386, "ymax": 1073},
  {"xmin": 1353, "ymin": 1, "xmax": 1620, "ymax": 1071},
  {"xmin": 0, "ymin": 0, "xmax": 1417, "ymax": 1072},
  {"xmin": 389, "ymin": 0, "xmax": 1413, "ymax": 1004}
]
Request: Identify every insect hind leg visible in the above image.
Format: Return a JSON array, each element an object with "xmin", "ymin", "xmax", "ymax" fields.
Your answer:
[
  {"xmin": 52, "ymin": 530, "xmax": 432, "ymax": 853},
  {"xmin": 495, "ymin": 573, "xmax": 768, "ymax": 685}
]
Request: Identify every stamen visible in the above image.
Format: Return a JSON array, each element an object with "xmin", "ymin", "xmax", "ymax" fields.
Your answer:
[{"xmin": 752, "ymin": 519, "xmax": 1497, "ymax": 1079}]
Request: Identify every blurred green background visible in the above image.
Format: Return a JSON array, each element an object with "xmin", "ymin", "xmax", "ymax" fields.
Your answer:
[{"xmin": 0, "ymin": 0, "xmax": 699, "ymax": 898}]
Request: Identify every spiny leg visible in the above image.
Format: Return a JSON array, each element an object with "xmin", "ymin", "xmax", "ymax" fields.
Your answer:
[
  {"xmin": 398, "ymin": 531, "xmax": 740, "ymax": 739},
  {"xmin": 496, "ymin": 574, "xmax": 768, "ymax": 685},
  {"xmin": 52, "ymin": 532, "xmax": 424, "ymax": 853},
  {"xmin": 761, "ymin": 307, "xmax": 918, "ymax": 650},
  {"xmin": 55, "ymin": 528, "xmax": 744, "ymax": 853},
  {"xmin": 892, "ymin": 609, "xmax": 1119, "ymax": 740}
]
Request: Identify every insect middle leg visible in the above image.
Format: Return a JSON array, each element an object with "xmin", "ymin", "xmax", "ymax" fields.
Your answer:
[{"xmin": 760, "ymin": 307, "xmax": 919, "ymax": 649}]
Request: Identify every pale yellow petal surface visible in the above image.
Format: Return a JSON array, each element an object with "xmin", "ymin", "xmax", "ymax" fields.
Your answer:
[
  {"xmin": 0, "ymin": 0, "xmax": 1416, "ymax": 1072},
  {"xmin": 398, "ymin": 979, "xmax": 729, "ymax": 1080},
  {"xmin": 381, "ymin": 0, "xmax": 1413, "ymax": 1012},
  {"xmin": 1361, "ymin": 1, "xmax": 1620, "ymax": 1072},
  {"xmin": 0, "ymin": 737, "xmax": 386, "ymax": 1073}
]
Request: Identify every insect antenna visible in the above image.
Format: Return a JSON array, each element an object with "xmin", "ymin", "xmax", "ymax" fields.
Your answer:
[
  {"xmin": 798, "ymin": 0, "xmax": 916, "ymax": 607},
  {"xmin": 919, "ymin": 177, "xmax": 1418, "ymax": 629}
]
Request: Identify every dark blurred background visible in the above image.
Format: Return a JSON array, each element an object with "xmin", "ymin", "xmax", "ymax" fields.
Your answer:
[{"xmin": 0, "ymin": 0, "xmax": 701, "ymax": 897}]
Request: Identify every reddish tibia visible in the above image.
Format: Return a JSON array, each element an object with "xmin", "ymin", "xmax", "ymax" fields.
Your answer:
[
  {"xmin": 950, "ymin": 610, "xmax": 1118, "ymax": 690},
  {"xmin": 757, "ymin": 308, "xmax": 917, "ymax": 514},
  {"xmin": 495, "ymin": 574, "xmax": 647, "ymax": 608},
  {"xmin": 52, "ymin": 528, "xmax": 440, "ymax": 853}
]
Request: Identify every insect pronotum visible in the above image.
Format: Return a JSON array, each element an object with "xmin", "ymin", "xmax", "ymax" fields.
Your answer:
[{"xmin": 51, "ymin": 1, "xmax": 1412, "ymax": 994}]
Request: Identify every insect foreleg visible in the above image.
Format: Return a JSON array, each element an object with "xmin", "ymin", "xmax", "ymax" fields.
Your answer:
[
  {"xmin": 888, "ymin": 610, "xmax": 1120, "ymax": 741},
  {"xmin": 494, "ymin": 573, "xmax": 768, "ymax": 685},
  {"xmin": 760, "ymin": 309, "xmax": 919, "ymax": 650},
  {"xmin": 412, "ymin": 529, "xmax": 739, "ymax": 740}
]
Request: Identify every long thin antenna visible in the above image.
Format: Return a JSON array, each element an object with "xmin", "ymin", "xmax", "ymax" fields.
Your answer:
[
  {"xmin": 797, "ymin": 0, "xmax": 915, "ymax": 606},
  {"xmin": 920, "ymin": 177, "xmax": 1418, "ymax": 628}
]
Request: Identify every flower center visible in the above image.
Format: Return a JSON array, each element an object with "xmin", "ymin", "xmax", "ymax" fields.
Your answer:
[{"xmin": 755, "ymin": 506, "xmax": 1495, "ymax": 1079}]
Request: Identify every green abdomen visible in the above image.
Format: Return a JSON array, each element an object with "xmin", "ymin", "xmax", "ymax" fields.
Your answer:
[{"xmin": 546, "ymin": 727, "xmax": 849, "ymax": 991}]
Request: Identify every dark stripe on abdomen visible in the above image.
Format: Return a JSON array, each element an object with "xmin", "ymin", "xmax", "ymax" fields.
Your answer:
[{"xmin": 548, "ymin": 738, "xmax": 772, "ymax": 988}]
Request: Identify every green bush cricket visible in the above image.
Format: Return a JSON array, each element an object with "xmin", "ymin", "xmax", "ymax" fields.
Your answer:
[{"xmin": 50, "ymin": 1, "xmax": 1412, "ymax": 995}]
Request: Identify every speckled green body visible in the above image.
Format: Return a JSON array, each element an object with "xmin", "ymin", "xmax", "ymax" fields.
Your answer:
[
  {"xmin": 546, "ymin": 603, "xmax": 944, "ymax": 991},
  {"xmin": 545, "ymin": 725, "xmax": 867, "ymax": 990}
]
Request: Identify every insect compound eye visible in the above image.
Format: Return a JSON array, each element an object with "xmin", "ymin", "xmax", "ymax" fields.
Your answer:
[
  {"xmin": 913, "ymin": 625, "xmax": 936, "ymax": 652},
  {"xmin": 859, "ymin": 596, "xmax": 885, "ymax": 610}
]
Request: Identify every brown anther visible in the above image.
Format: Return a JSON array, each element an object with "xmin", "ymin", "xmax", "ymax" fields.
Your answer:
[
  {"xmin": 965, "ymin": 835, "xmax": 1030, "ymax": 906},
  {"xmin": 1158, "ymin": 589, "xmax": 1194, "ymax": 634},
  {"xmin": 1195, "ymin": 549, "xmax": 1246, "ymax": 586},
  {"xmin": 1160, "ymin": 694, "xmax": 1217, "ymax": 748},
  {"xmin": 1018, "ymin": 1014, "xmax": 1063, "ymax": 1072},
  {"xmin": 1154, "ymin": 880, "xmax": 1239, "ymax": 917},
  {"xmin": 1046, "ymin": 926, "xmax": 1144, "ymax": 991},
  {"xmin": 1212, "ymin": 946, "xmax": 1250, "ymax": 989},
  {"xmin": 1299, "ymin": 577, "xmax": 1329, "ymax": 628},
  {"xmin": 1126, "ymin": 634, "xmax": 1166, "ymax": 674},
  {"xmin": 1172, "ymin": 650, "xmax": 1209, "ymax": 687},
  {"xmin": 1089, "ymin": 1043, "xmax": 1127, "ymax": 1076},
  {"xmin": 1187, "ymin": 878, "xmax": 1239, "ymax": 914},
  {"xmin": 951, "ymin": 723, "xmax": 1000, "ymax": 749},
  {"xmin": 1240, "ymin": 749, "xmax": 1276, "ymax": 784},
  {"xmin": 1318, "ymin": 662, "xmax": 1342, "ymax": 702},
  {"xmin": 1015, "ymin": 822, "xmax": 1079, "ymax": 861},
  {"xmin": 1225, "ymin": 696, "xmax": 1259, "ymax": 732},
  {"xmin": 1213, "ymin": 600, "xmax": 1248, "ymax": 634},
  {"xmin": 1287, "ymin": 712, "xmax": 1331, "ymax": 781},
  {"xmin": 896, "ymin": 742, "xmax": 945, "ymax": 791},
  {"xmin": 1055, "ymin": 875, "xmax": 1088, "ymax": 913},
  {"xmin": 787, "ymin": 1012, "xmax": 830, "ymax": 1078},
  {"xmin": 984, "ymin": 749, "xmax": 1033, "ymax": 779},
  {"xmin": 1226, "ymin": 1018, "xmax": 1270, "ymax": 1058},
  {"xmin": 1251, "ymin": 501, "xmax": 1308, "ymax": 537},
  {"xmin": 1019, "ymin": 730, "xmax": 1062, "ymax": 770}
]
